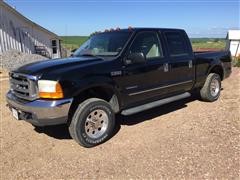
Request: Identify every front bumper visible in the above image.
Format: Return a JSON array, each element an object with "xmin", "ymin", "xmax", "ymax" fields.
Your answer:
[{"xmin": 6, "ymin": 91, "xmax": 73, "ymax": 126}]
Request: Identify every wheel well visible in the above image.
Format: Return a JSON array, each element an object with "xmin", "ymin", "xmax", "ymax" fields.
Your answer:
[
  {"xmin": 210, "ymin": 66, "xmax": 224, "ymax": 80},
  {"xmin": 67, "ymin": 86, "xmax": 120, "ymax": 124}
]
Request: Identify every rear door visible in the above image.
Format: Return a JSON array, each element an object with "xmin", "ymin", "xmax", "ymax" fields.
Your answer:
[{"xmin": 162, "ymin": 30, "xmax": 195, "ymax": 93}]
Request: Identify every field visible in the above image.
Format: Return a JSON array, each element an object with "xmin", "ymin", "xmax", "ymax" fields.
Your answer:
[
  {"xmin": 191, "ymin": 38, "xmax": 226, "ymax": 50},
  {"xmin": 61, "ymin": 36, "xmax": 88, "ymax": 50},
  {"xmin": 61, "ymin": 36, "xmax": 226, "ymax": 51}
]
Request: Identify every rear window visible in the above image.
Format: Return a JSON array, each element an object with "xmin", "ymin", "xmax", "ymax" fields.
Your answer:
[{"xmin": 165, "ymin": 32, "xmax": 189, "ymax": 57}]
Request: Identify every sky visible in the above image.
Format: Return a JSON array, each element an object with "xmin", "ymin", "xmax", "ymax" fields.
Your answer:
[{"xmin": 5, "ymin": 0, "xmax": 240, "ymax": 38}]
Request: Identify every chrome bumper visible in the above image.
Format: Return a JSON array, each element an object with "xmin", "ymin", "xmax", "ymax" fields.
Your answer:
[{"xmin": 6, "ymin": 91, "xmax": 73, "ymax": 126}]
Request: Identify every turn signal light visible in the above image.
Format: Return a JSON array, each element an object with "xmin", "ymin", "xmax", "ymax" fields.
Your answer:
[{"xmin": 38, "ymin": 80, "xmax": 64, "ymax": 99}]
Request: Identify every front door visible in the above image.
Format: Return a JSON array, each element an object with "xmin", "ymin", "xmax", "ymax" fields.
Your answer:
[{"xmin": 115, "ymin": 31, "xmax": 171, "ymax": 108}]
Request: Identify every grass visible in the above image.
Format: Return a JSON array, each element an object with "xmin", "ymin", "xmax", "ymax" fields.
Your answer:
[
  {"xmin": 233, "ymin": 56, "xmax": 240, "ymax": 67},
  {"xmin": 61, "ymin": 36, "xmax": 226, "ymax": 51},
  {"xmin": 61, "ymin": 36, "xmax": 89, "ymax": 51},
  {"xmin": 191, "ymin": 38, "xmax": 226, "ymax": 50}
]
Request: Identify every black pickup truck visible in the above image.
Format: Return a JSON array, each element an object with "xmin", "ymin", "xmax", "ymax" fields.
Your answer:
[{"xmin": 6, "ymin": 28, "xmax": 231, "ymax": 147}]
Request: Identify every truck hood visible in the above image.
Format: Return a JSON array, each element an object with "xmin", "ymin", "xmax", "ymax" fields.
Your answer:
[{"xmin": 14, "ymin": 56, "xmax": 104, "ymax": 75}]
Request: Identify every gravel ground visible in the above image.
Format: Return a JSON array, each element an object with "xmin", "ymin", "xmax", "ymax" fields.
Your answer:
[
  {"xmin": 0, "ymin": 68, "xmax": 240, "ymax": 179},
  {"xmin": 0, "ymin": 50, "xmax": 48, "ymax": 71}
]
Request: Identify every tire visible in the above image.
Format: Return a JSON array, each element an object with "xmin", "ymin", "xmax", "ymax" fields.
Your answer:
[
  {"xmin": 69, "ymin": 98, "xmax": 115, "ymax": 148},
  {"xmin": 200, "ymin": 73, "xmax": 221, "ymax": 102}
]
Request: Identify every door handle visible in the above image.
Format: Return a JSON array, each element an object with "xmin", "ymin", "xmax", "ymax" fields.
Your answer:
[
  {"xmin": 163, "ymin": 63, "xmax": 169, "ymax": 72},
  {"xmin": 189, "ymin": 60, "xmax": 193, "ymax": 68}
]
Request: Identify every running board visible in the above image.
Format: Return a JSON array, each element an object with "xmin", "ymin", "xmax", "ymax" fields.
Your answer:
[{"xmin": 121, "ymin": 92, "xmax": 191, "ymax": 116}]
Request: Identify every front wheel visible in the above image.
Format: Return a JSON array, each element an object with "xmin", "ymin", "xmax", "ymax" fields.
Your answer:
[
  {"xmin": 200, "ymin": 73, "xmax": 221, "ymax": 102},
  {"xmin": 69, "ymin": 98, "xmax": 115, "ymax": 148}
]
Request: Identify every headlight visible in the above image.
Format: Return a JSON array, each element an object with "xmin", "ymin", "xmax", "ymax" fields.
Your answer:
[{"xmin": 38, "ymin": 80, "xmax": 63, "ymax": 99}]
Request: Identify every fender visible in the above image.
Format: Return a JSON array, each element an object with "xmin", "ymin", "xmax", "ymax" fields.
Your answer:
[
  {"xmin": 207, "ymin": 59, "xmax": 224, "ymax": 79},
  {"xmin": 65, "ymin": 75, "xmax": 122, "ymax": 111},
  {"xmin": 195, "ymin": 57, "xmax": 224, "ymax": 88}
]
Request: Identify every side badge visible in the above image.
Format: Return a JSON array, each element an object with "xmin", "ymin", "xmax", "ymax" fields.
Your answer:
[{"xmin": 111, "ymin": 71, "xmax": 122, "ymax": 76}]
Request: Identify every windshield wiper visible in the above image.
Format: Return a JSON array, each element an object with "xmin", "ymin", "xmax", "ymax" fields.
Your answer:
[
  {"xmin": 77, "ymin": 53, "xmax": 105, "ymax": 60},
  {"xmin": 79, "ymin": 53, "xmax": 96, "ymax": 57}
]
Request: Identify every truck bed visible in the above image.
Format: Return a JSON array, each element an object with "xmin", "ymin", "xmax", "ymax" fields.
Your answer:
[{"xmin": 194, "ymin": 50, "xmax": 228, "ymax": 59}]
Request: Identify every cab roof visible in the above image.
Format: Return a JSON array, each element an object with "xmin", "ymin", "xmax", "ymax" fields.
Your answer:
[{"xmin": 97, "ymin": 27, "xmax": 185, "ymax": 34}]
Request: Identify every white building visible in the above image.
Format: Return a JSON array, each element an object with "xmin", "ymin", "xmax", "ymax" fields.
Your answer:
[
  {"xmin": 0, "ymin": 0, "xmax": 61, "ymax": 58},
  {"xmin": 226, "ymin": 30, "xmax": 240, "ymax": 57}
]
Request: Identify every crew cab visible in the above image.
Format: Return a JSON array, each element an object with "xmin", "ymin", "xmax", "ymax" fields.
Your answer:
[{"xmin": 6, "ymin": 28, "xmax": 232, "ymax": 147}]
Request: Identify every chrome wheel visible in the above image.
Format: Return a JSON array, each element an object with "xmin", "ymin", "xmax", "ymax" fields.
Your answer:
[
  {"xmin": 210, "ymin": 78, "xmax": 220, "ymax": 97},
  {"xmin": 84, "ymin": 109, "xmax": 109, "ymax": 139}
]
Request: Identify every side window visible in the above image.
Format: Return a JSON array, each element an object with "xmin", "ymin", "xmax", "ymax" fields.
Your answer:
[
  {"xmin": 129, "ymin": 32, "xmax": 163, "ymax": 59},
  {"xmin": 165, "ymin": 32, "xmax": 189, "ymax": 57}
]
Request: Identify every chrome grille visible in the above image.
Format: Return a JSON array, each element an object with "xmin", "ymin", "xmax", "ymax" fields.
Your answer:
[{"xmin": 9, "ymin": 72, "xmax": 38, "ymax": 101}]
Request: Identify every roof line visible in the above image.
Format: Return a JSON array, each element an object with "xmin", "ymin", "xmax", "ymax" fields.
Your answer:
[{"xmin": 0, "ymin": 0, "xmax": 59, "ymax": 38}]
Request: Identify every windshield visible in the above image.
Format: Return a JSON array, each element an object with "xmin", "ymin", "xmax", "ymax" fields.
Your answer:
[{"xmin": 73, "ymin": 31, "xmax": 132, "ymax": 57}]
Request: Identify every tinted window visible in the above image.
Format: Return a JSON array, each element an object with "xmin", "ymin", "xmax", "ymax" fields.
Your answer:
[
  {"xmin": 129, "ymin": 32, "xmax": 163, "ymax": 59},
  {"xmin": 165, "ymin": 32, "xmax": 188, "ymax": 56}
]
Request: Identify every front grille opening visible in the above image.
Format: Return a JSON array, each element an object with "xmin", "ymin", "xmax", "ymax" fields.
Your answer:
[
  {"xmin": 9, "ymin": 72, "xmax": 37, "ymax": 101},
  {"xmin": 12, "ymin": 76, "xmax": 28, "ymax": 82},
  {"xmin": 14, "ymin": 90, "xmax": 29, "ymax": 96}
]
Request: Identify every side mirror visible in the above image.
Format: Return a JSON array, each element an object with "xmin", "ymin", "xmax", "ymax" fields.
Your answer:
[{"xmin": 125, "ymin": 52, "xmax": 146, "ymax": 65}]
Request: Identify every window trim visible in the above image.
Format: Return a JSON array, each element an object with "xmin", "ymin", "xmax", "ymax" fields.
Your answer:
[{"xmin": 126, "ymin": 31, "xmax": 164, "ymax": 61}]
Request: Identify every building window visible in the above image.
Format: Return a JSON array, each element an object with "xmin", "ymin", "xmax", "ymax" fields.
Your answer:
[
  {"xmin": 52, "ymin": 40, "xmax": 57, "ymax": 54},
  {"xmin": 52, "ymin": 47, "xmax": 57, "ymax": 54},
  {"xmin": 52, "ymin": 40, "xmax": 57, "ymax": 46}
]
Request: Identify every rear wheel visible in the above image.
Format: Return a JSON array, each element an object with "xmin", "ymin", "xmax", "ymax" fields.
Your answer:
[
  {"xmin": 200, "ymin": 73, "xmax": 221, "ymax": 102},
  {"xmin": 69, "ymin": 98, "xmax": 115, "ymax": 148}
]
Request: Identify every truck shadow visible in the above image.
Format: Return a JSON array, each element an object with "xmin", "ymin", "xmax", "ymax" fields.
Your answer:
[
  {"xmin": 34, "ymin": 124, "xmax": 72, "ymax": 139},
  {"xmin": 33, "ymin": 94, "xmax": 199, "ymax": 140},
  {"xmin": 117, "ymin": 96, "xmax": 194, "ymax": 126}
]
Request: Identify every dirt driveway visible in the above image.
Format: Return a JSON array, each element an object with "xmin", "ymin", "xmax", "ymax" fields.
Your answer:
[{"xmin": 1, "ymin": 68, "xmax": 240, "ymax": 179}]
